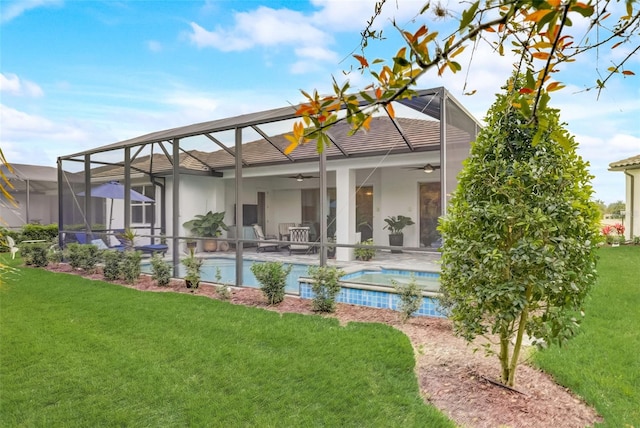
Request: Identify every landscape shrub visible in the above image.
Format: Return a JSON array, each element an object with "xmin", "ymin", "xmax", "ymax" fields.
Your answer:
[
  {"xmin": 47, "ymin": 246, "xmax": 63, "ymax": 265},
  {"xmin": 250, "ymin": 261, "xmax": 292, "ymax": 305},
  {"xmin": 20, "ymin": 242, "xmax": 50, "ymax": 267},
  {"xmin": 394, "ymin": 277, "xmax": 423, "ymax": 322},
  {"xmin": 102, "ymin": 250, "xmax": 124, "ymax": 281},
  {"xmin": 121, "ymin": 251, "xmax": 142, "ymax": 284},
  {"xmin": 65, "ymin": 243, "xmax": 101, "ymax": 273},
  {"xmin": 21, "ymin": 224, "xmax": 58, "ymax": 242},
  {"xmin": 181, "ymin": 252, "xmax": 203, "ymax": 290},
  {"xmin": 308, "ymin": 266, "xmax": 345, "ymax": 313},
  {"xmin": 214, "ymin": 267, "xmax": 231, "ymax": 300},
  {"xmin": 150, "ymin": 253, "xmax": 171, "ymax": 287}
]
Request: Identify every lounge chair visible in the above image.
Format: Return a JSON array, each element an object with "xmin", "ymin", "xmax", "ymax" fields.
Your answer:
[
  {"xmin": 288, "ymin": 226, "xmax": 312, "ymax": 255},
  {"xmin": 253, "ymin": 225, "xmax": 279, "ymax": 252},
  {"xmin": 6, "ymin": 236, "xmax": 19, "ymax": 259},
  {"xmin": 134, "ymin": 244, "xmax": 168, "ymax": 256},
  {"xmin": 75, "ymin": 232, "xmax": 89, "ymax": 244}
]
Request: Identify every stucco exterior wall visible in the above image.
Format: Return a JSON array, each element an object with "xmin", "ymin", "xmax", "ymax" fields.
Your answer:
[{"xmin": 624, "ymin": 169, "xmax": 640, "ymax": 240}]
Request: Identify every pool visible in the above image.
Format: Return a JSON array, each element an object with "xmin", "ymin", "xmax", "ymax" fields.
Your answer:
[
  {"xmin": 142, "ymin": 257, "xmax": 311, "ymax": 294},
  {"xmin": 141, "ymin": 259, "xmax": 445, "ymax": 317},
  {"xmin": 340, "ymin": 269, "xmax": 440, "ymax": 292}
]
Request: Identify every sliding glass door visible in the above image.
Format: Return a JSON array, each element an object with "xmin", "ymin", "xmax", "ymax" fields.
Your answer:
[{"xmin": 419, "ymin": 182, "xmax": 441, "ymax": 247}]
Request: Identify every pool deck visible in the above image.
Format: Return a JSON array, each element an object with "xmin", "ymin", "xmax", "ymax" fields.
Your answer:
[{"xmin": 191, "ymin": 248, "xmax": 441, "ymax": 276}]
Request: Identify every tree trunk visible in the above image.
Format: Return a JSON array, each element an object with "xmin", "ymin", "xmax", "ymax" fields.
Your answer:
[{"xmin": 507, "ymin": 286, "xmax": 533, "ymax": 387}]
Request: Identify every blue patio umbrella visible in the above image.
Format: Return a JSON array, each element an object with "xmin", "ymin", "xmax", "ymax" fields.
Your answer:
[{"xmin": 78, "ymin": 181, "xmax": 154, "ymax": 230}]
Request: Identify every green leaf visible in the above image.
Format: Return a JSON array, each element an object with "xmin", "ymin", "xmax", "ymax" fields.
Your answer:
[
  {"xmin": 393, "ymin": 56, "xmax": 411, "ymax": 67},
  {"xmin": 459, "ymin": 1, "xmax": 480, "ymax": 31}
]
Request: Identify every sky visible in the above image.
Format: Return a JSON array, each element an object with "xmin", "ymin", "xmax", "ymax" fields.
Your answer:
[{"xmin": 1, "ymin": 0, "xmax": 638, "ymax": 204}]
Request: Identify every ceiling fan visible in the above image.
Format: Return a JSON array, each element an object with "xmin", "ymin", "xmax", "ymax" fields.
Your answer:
[
  {"xmin": 405, "ymin": 163, "xmax": 441, "ymax": 174},
  {"xmin": 288, "ymin": 173, "xmax": 318, "ymax": 182}
]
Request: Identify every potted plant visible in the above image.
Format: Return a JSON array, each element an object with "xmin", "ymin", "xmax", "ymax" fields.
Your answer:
[
  {"xmin": 383, "ymin": 215, "xmax": 415, "ymax": 253},
  {"xmin": 354, "ymin": 238, "xmax": 376, "ymax": 261},
  {"xmin": 183, "ymin": 211, "xmax": 228, "ymax": 252},
  {"xmin": 181, "ymin": 249, "xmax": 203, "ymax": 290}
]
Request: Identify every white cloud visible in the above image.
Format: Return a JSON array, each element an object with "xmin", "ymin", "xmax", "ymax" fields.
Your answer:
[
  {"xmin": 0, "ymin": 0, "xmax": 63, "ymax": 24},
  {"xmin": 187, "ymin": 5, "xmax": 339, "ymax": 74},
  {"xmin": 0, "ymin": 73, "xmax": 44, "ymax": 97},
  {"xmin": 294, "ymin": 46, "xmax": 339, "ymax": 62},
  {"xmin": 0, "ymin": 104, "xmax": 103, "ymax": 166},
  {"xmin": 146, "ymin": 40, "xmax": 162, "ymax": 52},
  {"xmin": 310, "ymin": 0, "xmax": 426, "ymax": 32},
  {"xmin": 0, "ymin": 104, "xmax": 87, "ymax": 142},
  {"xmin": 188, "ymin": 6, "xmax": 332, "ymax": 51}
]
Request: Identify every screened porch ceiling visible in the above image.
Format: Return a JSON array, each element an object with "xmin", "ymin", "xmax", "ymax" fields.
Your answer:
[{"xmin": 59, "ymin": 87, "xmax": 464, "ymax": 180}]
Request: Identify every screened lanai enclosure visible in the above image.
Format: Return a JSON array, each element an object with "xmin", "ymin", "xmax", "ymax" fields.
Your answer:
[{"xmin": 57, "ymin": 87, "xmax": 480, "ymax": 287}]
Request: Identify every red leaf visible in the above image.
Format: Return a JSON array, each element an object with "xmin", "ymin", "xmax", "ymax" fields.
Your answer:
[{"xmin": 353, "ymin": 54, "xmax": 369, "ymax": 68}]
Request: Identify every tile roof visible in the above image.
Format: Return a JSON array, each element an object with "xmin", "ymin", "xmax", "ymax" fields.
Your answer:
[
  {"xmin": 82, "ymin": 116, "xmax": 458, "ymax": 179},
  {"xmin": 609, "ymin": 154, "xmax": 640, "ymax": 170}
]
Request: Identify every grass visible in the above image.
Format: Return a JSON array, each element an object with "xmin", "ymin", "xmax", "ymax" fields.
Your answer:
[
  {"xmin": 0, "ymin": 255, "xmax": 453, "ymax": 427},
  {"xmin": 534, "ymin": 246, "xmax": 640, "ymax": 427}
]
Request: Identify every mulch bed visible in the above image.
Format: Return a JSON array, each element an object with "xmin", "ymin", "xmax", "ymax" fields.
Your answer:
[{"xmin": 45, "ymin": 263, "xmax": 602, "ymax": 427}]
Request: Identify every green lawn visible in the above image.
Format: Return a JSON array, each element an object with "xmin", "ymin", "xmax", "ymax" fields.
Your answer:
[
  {"xmin": 0, "ymin": 256, "xmax": 453, "ymax": 427},
  {"xmin": 534, "ymin": 246, "xmax": 640, "ymax": 427},
  {"xmin": 2, "ymin": 246, "xmax": 638, "ymax": 427}
]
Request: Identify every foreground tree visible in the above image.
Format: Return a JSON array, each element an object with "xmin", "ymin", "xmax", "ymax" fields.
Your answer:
[
  {"xmin": 284, "ymin": 0, "xmax": 634, "ymax": 387},
  {"xmin": 286, "ymin": 0, "xmax": 638, "ymax": 153},
  {"xmin": 438, "ymin": 76, "xmax": 601, "ymax": 387},
  {"xmin": 1, "ymin": 147, "xmax": 17, "ymax": 284}
]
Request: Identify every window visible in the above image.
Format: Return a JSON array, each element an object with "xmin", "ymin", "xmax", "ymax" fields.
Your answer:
[
  {"xmin": 131, "ymin": 185, "xmax": 155, "ymax": 224},
  {"xmin": 419, "ymin": 182, "xmax": 441, "ymax": 247}
]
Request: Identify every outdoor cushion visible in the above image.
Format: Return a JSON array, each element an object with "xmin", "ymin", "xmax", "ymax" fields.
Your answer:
[
  {"xmin": 134, "ymin": 244, "xmax": 168, "ymax": 255},
  {"xmin": 91, "ymin": 238, "xmax": 109, "ymax": 250},
  {"xmin": 109, "ymin": 235, "xmax": 123, "ymax": 247}
]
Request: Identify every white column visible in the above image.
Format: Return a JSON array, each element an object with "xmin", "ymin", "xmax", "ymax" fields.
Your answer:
[{"xmin": 335, "ymin": 167, "xmax": 356, "ymax": 261}]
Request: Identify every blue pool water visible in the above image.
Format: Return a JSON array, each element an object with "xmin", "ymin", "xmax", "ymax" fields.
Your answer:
[
  {"xmin": 142, "ymin": 259, "xmax": 444, "ymax": 317},
  {"xmin": 340, "ymin": 269, "xmax": 440, "ymax": 292},
  {"xmin": 142, "ymin": 258, "xmax": 311, "ymax": 294}
]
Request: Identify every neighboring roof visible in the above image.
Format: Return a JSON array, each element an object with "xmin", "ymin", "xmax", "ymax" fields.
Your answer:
[
  {"xmin": 609, "ymin": 154, "xmax": 640, "ymax": 171},
  {"xmin": 1, "ymin": 163, "xmax": 58, "ymax": 182},
  {"xmin": 0, "ymin": 163, "xmax": 61, "ymax": 194}
]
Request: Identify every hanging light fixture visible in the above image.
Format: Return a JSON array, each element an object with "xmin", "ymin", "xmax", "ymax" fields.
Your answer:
[
  {"xmin": 287, "ymin": 173, "xmax": 317, "ymax": 181},
  {"xmin": 423, "ymin": 164, "xmax": 435, "ymax": 173}
]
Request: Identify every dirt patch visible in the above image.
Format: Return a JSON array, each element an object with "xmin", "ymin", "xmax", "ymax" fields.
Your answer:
[{"xmin": 46, "ymin": 264, "xmax": 602, "ymax": 427}]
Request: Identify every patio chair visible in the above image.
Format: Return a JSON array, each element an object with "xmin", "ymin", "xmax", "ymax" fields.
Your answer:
[
  {"xmin": 253, "ymin": 224, "xmax": 279, "ymax": 253},
  {"xmin": 288, "ymin": 226, "xmax": 312, "ymax": 255},
  {"xmin": 278, "ymin": 222, "xmax": 299, "ymax": 241},
  {"xmin": 6, "ymin": 236, "xmax": 19, "ymax": 259}
]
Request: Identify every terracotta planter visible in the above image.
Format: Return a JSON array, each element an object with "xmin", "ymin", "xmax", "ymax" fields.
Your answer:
[{"xmin": 203, "ymin": 239, "xmax": 218, "ymax": 252}]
